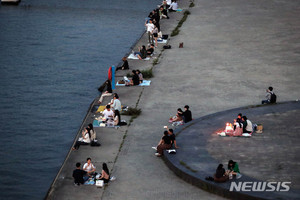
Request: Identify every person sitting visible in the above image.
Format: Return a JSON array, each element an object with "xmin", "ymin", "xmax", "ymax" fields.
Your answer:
[
  {"xmin": 166, "ymin": 127, "xmax": 179, "ymax": 148},
  {"xmin": 130, "ymin": 70, "xmax": 140, "ymax": 86},
  {"xmin": 83, "ymin": 157, "xmax": 96, "ymax": 176},
  {"xmin": 183, "ymin": 105, "xmax": 192, "ymax": 123},
  {"xmin": 214, "ymin": 164, "xmax": 229, "ymax": 183},
  {"xmin": 73, "ymin": 162, "xmax": 88, "ymax": 185},
  {"xmin": 160, "ymin": 1, "xmax": 169, "ymax": 19},
  {"xmin": 98, "ymin": 80, "xmax": 113, "ymax": 104},
  {"xmin": 133, "ymin": 45, "xmax": 147, "ymax": 60},
  {"xmin": 168, "ymin": 0, "xmax": 178, "ymax": 12},
  {"xmin": 236, "ymin": 113, "xmax": 243, "ymax": 124},
  {"xmin": 155, "ymin": 131, "xmax": 172, "ymax": 157},
  {"xmin": 116, "ymin": 57, "xmax": 129, "ymax": 71},
  {"xmin": 102, "ymin": 105, "xmax": 114, "ymax": 121},
  {"xmin": 88, "ymin": 123, "xmax": 97, "ymax": 142},
  {"xmin": 146, "ymin": 44, "xmax": 155, "ymax": 56},
  {"xmin": 226, "ymin": 160, "xmax": 242, "ymax": 179},
  {"xmin": 241, "ymin": 116, "xmax": 253, "ymax": 133},
  {"xmin": 72, "ymin": 127, "xmax": 91, "ymax": 150},
  {"xmin": 170, "ymin": 108, "xmax": 184, "ymax": 123},
  {"xmin": 108, "ymin": 93, "xmax": 121, "ymax": 111},
  {"xmin": 99, "ymin": 163, "xmax": 110, "ymax": 184},
  {"xmin": 113, "ymin": 109, "xmax": 127, "ymax": 126},
  {"xmin": 225, "ymin": 119, "xmax": 243, "ymax": 136},
  {"xmin": 136, "ymin": 70, "xmax": 143, "ymax": 84},
  {"xmin": 262, "ymin": 86, "xmax": 276, "ymax": 104}
]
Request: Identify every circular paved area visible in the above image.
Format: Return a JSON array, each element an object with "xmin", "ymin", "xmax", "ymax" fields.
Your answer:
[{"xmin": 163, "ymin": 101, "xmax": 300, "ymax": 200}]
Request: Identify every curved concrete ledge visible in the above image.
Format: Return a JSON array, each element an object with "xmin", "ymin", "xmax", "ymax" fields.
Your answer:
[{"xmin": 163, "ymin": 101, "xmax": 300, "ymax": 200}]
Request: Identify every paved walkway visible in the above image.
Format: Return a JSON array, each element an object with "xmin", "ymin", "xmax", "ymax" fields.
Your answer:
[
  {"xmin": 163, "ymin": 101, "xmax": 300, "ymax": 200},
  {"xmin": 46, "ymin": 0, "xmax": 300, "ymax": 199}
]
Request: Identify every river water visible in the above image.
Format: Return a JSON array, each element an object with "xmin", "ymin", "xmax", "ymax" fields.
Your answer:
[{"xmin": 0, "ymin": 0, "xmax": 160, "ymax": 199}]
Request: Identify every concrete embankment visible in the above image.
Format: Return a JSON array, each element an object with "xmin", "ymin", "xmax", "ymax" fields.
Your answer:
[{"xmin": 46, "ymin": 0, "xmax": 300, "ymax": 199}]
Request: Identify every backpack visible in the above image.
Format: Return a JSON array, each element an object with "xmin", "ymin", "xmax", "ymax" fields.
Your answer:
[{"xmin": 270, "ymin": 92, "xmax": 277, "ymax": 103}]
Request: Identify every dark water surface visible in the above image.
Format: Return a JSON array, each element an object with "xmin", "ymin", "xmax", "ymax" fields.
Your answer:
[{"xmin": 0, "ymin": 0, "xmax": 160, "ymax": 199}]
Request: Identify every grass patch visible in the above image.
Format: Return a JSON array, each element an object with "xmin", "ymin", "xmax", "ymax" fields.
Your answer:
[
  {"xmin": 171, "ymin": 10, "xmax": 191, "ymax": 37},
  {"xmin": 179, "ymin": 161, "xmax": 198, "ymax": 173},
  {"xmin": 141, "ymin": 68, "xmax": 153, "ymax": 78},
  {"xmin": 152, "ymin": 58, "xmax": 159, "ymax": 66},
  {"xmin": 189, "ymin": 1, "xmax": 195, "ymax": 7},
  {"xmin": 122, "ymin": 107, "xmax": 141, "ymax": 117}
]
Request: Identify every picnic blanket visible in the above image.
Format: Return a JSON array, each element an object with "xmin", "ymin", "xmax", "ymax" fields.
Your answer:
[
  {"xmin": 93, "ymin": 120, "xmax": 119, "ymax": 128},
  {"xmin": 128, "ymin": 53, "xmax": 150, "ymax": 60},
  {"xmin": 96, "ymin": 105, "xmax": 106, "ymax": 113},
  {"xmin": 177, "ymin": 8, "xmax": 183, "ymax": 12},
  {"xmin": 116, "ymin": 80, "xmax": 151, "ymax": 87},
  {"xmin": 157, "ymin": 39, "xmax": 168, "ymax": 44}
]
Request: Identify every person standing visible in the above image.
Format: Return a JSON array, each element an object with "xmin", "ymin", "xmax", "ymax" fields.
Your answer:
[{"xmin": 145, "ymin": 20, "xmax": 155, "ymax": 44}]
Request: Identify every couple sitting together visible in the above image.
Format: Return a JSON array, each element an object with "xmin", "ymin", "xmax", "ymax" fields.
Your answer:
[
  {"xmin": 127, "ymin": 70, "xmax": 143, "ymax": 86},
  {"xmin": 99, "ymin": 104, "xmax": 126, "ymax": 127},
  {"xmin": 72, "ymin": 124, "xmax": 97, "ymax": 150},
  {"xmin": 169, "ymin": 105, "xmax": 192, "ymax": 126},
  {"xmin": 206, "ymin": 160, "xmax": 242, "ymax": 182},
  {"xmin": 133, "ymin": 44, "xmax": 155, "ymax": 60},
  {"xmin": 153, "ymin": 126, "xmax": 178, "ymax": 157}
]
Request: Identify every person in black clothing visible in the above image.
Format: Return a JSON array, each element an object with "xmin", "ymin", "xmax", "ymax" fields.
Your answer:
[
  {"xmin": 183, "ymin": 105, "xmax": 192, "ymax": 123},
  {"xmin": 73, "ymin": 162, "xmax": 88, "ymax": 185},
  {"xmin": 116, "ymin": 57, "xmax": 129, "ymax": 71},
  {"xmin": 214, "ymin": 164, "xmax": 228, "ymax": 183},
  {"xmin": 147, "ymin": 44, "xmax": 155, "ymax": 55},
  {"xmin": 130, "ymin": 70, "xmax": 140, "ymax": 86},
  {"xmin": 98, "ymin": 79, "xmax": 113, "ymax": 104},
  {"xmin": 155, "ymin": 131, "xmax": 171, "ymax": 157},
  {"xmin": 166, "ymin": 127, "xmax": 178, "ymax": 148},
  {"xmin": 234, "ymin": 113, "xmax": 243, "ymax": 131}
]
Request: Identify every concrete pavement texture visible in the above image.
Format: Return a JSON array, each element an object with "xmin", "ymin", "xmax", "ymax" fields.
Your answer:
[{"xmin": 46, "ymin": 0, "xmax": 300, "ymax": 199}]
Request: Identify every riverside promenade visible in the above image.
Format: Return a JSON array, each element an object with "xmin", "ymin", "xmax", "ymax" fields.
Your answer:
[{"xmin": 46, "ymin": 0, "xmax": 300, "ymax": 199}]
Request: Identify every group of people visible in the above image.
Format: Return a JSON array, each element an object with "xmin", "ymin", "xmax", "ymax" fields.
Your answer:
[
  {"xmin": 153, "ymin": 126, "xmax": 178, "ymax": 157},
  {"xmin": 73, "ymin": 158, "xmax": 110, "ymax": 185},
  {"xmin": 169, "ymin": 105, "xmax": 192, "ymax": 126},
  {"xmin": 206, "ymin": 160, "xmax": 242, "ymax": 182},
  {"xmin": 224, "ymin": 113, "xmax": 254, "ymax": 137},
  {"xmin": 133, "ymin": 44, "xmax": 155, "ymax": 59}
]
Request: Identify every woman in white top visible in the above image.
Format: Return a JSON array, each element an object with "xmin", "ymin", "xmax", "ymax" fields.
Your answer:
[
  {"xmin": 83, "ymin": 158, "xmax": 96, "ymax": 175},
  {"xmin": 72, "ymin": 127, "xmax": 91, "ymax": 150},
  {"xmin": 169, "ymin": 0, "xmax": 178, "ymax": 12}
]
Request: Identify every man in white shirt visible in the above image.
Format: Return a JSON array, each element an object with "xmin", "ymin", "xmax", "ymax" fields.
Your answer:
[
  {"xmin": 102, "ymin": 105, "xmax": 114, "ymax": 120},
  {"xmin": 109, "ymin": 93, "xmax": 122, "ymax": 111},
  {"xmin": 145, "ymin": 19, "xmax": 155, "ymax": 44}
]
